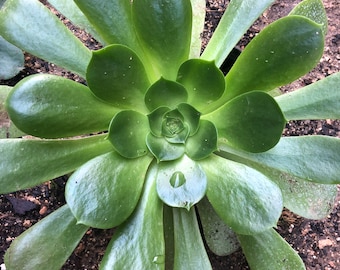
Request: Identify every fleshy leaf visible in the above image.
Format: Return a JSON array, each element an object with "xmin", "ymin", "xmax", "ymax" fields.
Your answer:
[
  {"xmin": 47, "ymin": 0, "xmax": 105, "ymax": 44},
  {"xmin": 203, "ymin": 91, "xmax": 285, "ymax": 153},
  {"xmin": 0, "ymin": 134, "xmax": 112, "ymax": 194},
  {"xmin": 87, "ymin": 45, "xmax": 150, "ymax": 112},
  {"xmin": 0, "ymin": 36, "xmax": 23, "ymax": 80},
  {"xmin": 202, "ymin": 155, "xmax": 283, "ymax": 235},
  {"xmin": 145, "ymin": 78, "xmax": 188, "ymax": 112},
  {"xmin": 189, "ymin": 0, "xmax": 206, "ymax": 58},
  {"xmin": 218, "ymin": 136, "xmax": 340, "ymax": 185},
  {"xmin": 276, "ymin": 72, "xmax": 340, "ymax": 120},
  {"xmin": 186, "ymin": 120, "xmax": 218, "ymax": 160},
  {"xmin": 197, "ymin": 197, "xmax": 240, "ymax": 256},
  {"xmin": 4, "ymin": 205, "xmax": 88, "ymax": 270},
  {"xmin": 0, "ymin": 0, "xmax": 91, "ymax": 77},
  {"xmin": 74, "ymin": 0, "xmax": 143, "ymax": 58},
  {"xmin": 289, "ymin": 0, "xmax": 328, "ymax": 36},
  {"xmin": 100, "ymin": 161, "xmax": 164, "ymax": 270},
  {"xmin": 238, "ymin": 228, "xmax": 305, "ymax": 270},
  {"xmin": 148, "ymin": 107, "xmax": 171, "ymax": 137},
  {"xmin": 132, "ymin": 0, "xmax": 192, "ymax": 80},
  {"xmin": 201, "ymin": 0, "xmax": 276, "ymax": 66},
  {"xmin": 172, "ymin": 208, "xmax": 212, "ymax": 269},
  {"xmin": 177, "ymin": 103, "xmax": 201, "ymax": 136},
  {"xmin": 108, "ymin": 110, "xmax": 149, "ymax": 159},
  {"xmin": 225, "ymin": 16, "xmax": 324, "ymax": 100},
  {"xmin": 6, "ymin": 74, "xmax": 118, "ymax": 138},
  {"xmin": 176, "ymin": 59, "xmax": 225, "ymax": 112},
  {"xmin": 66, "ymin": 152, "xmax": 152, "ymax": 229},
  {"xmin": 146, "ymin": 133, "xmax": 185, "ymax": 162},
  {"xmin": 156, "ymin": 155, "xmax": 207, "ymax": 210}
]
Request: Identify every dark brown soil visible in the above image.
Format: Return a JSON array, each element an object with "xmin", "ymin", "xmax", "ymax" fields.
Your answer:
[{"xmin": 0, "ymin": 1, "xmax": 339, "ymax": 269}]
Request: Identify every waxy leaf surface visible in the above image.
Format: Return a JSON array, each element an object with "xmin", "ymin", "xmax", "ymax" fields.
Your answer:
[
  {"xmin": 202, "ymin": 155, "xmax": 283, "ymax": 235},
  {"xmin": 66, "ymin": 152, "xmax": 152, "ymax": 229},
  {"xmin": 108, "ymin": 110, "xmax": 149, "ymax": 159},
  {"xmin": 100, "ymin": 162, "xmax": 164, "ymax": 270},
  {"xmin": 5, "ymin": 205, "xmax": 88, "ymax": 270},
  {"xmin": 0, "ymin": 0, "xmax": 91, "ymax": 76},
  {"xmin": 156, "ymin": 155, "xmax": 207, "ymax": 210},
  {"xmin": 132, "ymin": 0, "xmax": 192, "ymax": 80},
  {"xmin": 6, "ymin": 74, "xmax": 118, "ymax": 138},
  {"xmin": 225, "ymin": 16, "xmax": 324, "ymax": 100},
  {"xmin": 238, "ymin": 228, "xmax": 305, "ymax": 270},
  {"xmin": 177, "ymin": 59, "xmax": 225, "ymax": 112},
  {"xmin": 87, "ymin": 45, "xmax": 150, "ymax": 112},
  {"xmin": 172, "ymin": 208, "xmax": 212, "ymax": 269},
  {"xmin": 203, "ymin": 91, "xmax": 285, "ymax": 153},
  {"xmin": 0, "ymin": 36, "xmax": 23, "ymax": 80},
  {"xmin": 0, "ymin": 134, "xmax": 112, "ymax": 193}
]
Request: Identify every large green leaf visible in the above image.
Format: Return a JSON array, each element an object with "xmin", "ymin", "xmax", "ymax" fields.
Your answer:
[
  {"xmin": 145, "ymin": 78, "xmax": 188, "ymax": 112},
  {"xmin": 202, "ymin": 155, "xmax": 283, "ymax": 235},
  {"xmin": 197, "ymin": 197, "xmax": 239, "ymax": 256},
  {"xmin": 201, "ymin": 0, "xmax": 276, "ymax": 66},
  {"xmin": 6, "ymin": 74, "xmax": 118, "ymax": 138},
  {"xmin": 172, "ymin": 208, "xmax": 212, "ymax": 270},
  {"xmin": 87, "ymin": 45, "xmax": 150, "ymax": 112},
  {"xmin": 276, "ymin": 73, "xmax": 340, "ymax": 120},
  {"xmin": 238, "ymin": 228, "xmax": 305, "ymax": 270},
  {"xmin": 218, "ymin": 136, "xmax": 340, "ymax": 184},
  {"xmin": 108, "ymin": 110, "xmax": 149, "ymax": 159},
  {"xmin": 48, "ymin": 0, "xmax": 105, "ymax": 44},
  {"xmin": 156, "ymin": 155, "xmax": 207, "ymax": 210},
  {"xmin": 0, "ymin": 35, "xmax": 23, "ymax": 80},
  {"xmin": 4, "ymin": 205, "xmax": 89, "ymax": 270},
  {"xmin": 100, "ymin": 161, "xmax": 164, "ymax": 270},
  {"xmin": 203, "ymin": 91, "xmax": 285, "ymax": 153},
  {"xmin": 225, "ymin": 16, "xmax": 324, "ymax": 100},
  {"xmin": 132, "ymin": 0, "xmax": 192, "ymax": 80},
  {"xmin": 176, "ymin": 59, "xmax": 225, "ymax": 112},
  {"xmin": 74, "ymin": 0, "xmax": 140, "ymax": 52},
  {"xmin": 66, "ymin": 152, "xmax": 152, "ymax": 229},
  {"xmin": 0, "ymin": 134, "xmax": 112, "ymax": 194},
  {"xmin": 0, "ymin": 0, "xmax": 91, "ymax": 77},
  {"xmin": 289, "ymin": 0, "xmax": 328, "ymax": 36}
]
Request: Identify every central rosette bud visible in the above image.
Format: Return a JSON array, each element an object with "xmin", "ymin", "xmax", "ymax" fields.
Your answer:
[{"xmin": 164, "ymin": 115, "xmax": 184, "ymax": 136}]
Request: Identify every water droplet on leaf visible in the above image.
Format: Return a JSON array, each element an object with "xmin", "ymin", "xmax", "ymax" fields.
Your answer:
[
  {"xmin": 153, "ymin": 255, "xmax": 165, "ymax": 264},
  {"xmin": 170, "ymin": 171, "xmax": 186, "ymax": 188}
]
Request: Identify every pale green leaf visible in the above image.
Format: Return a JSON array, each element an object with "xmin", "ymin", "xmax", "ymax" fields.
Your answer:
[
  {"xmin": 189, "ymin": 0, "xmax": 206, "ymax": 58},
  {"xmin": 0, "ymin": 36, "xmax": 23, "ymax": 80},
  {"xmin": 66, "ymin": 152, "xmax": 152, "ymax": 229},
  {"xmin": 0, "ymin": 0, "xmax": 91, "ymax": 77},
  {"xmin": 0, "ymin": 134, "xmax": 112, "ymax": 194},
  {"xmin": 202, "ymin": 154, "xmax": 283, "ymax": 235},
  {"xmin": 238, "ymin": 228, "xmax": 305, "ymax": 270},
  {"xmin": 201, "ymin": 0, "xmax": 276, "ymax": 66},
  {"xmin": 156, "ymin": 155, "xmax": 207, "ymax": 210},
  {"xmin": 100, "ymin": 162, "xmax": 164, "ymax": 270},
  {"xmin": 276, "ymin": 73, "xmax": 340, "ymax": 120},
  {"xmin": 197, "ymin": 197, "xmax": 239, "ymax": 256},
  {"xmin": 4, "ymin": 205, "xmax": 88, "ymax": 270}
]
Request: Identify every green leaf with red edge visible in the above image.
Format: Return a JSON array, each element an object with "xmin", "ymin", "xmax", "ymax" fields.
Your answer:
[
  {"xmin": 4, "ymin": 205, "xmax": 89, "ymax": 270},
  {"xmin": 132, "ymin": 0, "xmax": 192, "ymax": 80},
  {"xmin": 202, "ymin": 154, "xmax": 283, "ymax": 235},
  {"xmin": 6, "ymin": 74, "xmax": 118, "ymax": 138},
  {"xmin": 203, "ymin": 91, "xmax": 285, "ymax": 153},
  {"xmin": 66, "ymin": 152, "xmax": 152, "ymax": 229},
  {"xmin": 224, "ymin": 15, "xmax": 324, "ymax": 101},
  {"xmin": 86, "ymin": 44, "xmax": 150, "ymax": 112},
  {"xmin": 108, "ymin": 110, "xmax": 149, "ymax": 159}
]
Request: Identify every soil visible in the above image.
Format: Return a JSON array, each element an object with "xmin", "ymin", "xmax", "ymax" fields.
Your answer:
[{"xmin": 0, "ymin": 0, "xmax": 339, "ymax": 269}]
